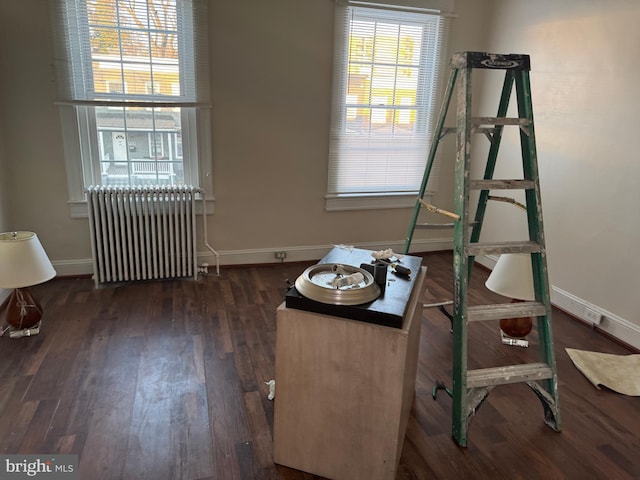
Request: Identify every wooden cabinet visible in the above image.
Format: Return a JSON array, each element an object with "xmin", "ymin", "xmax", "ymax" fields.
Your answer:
[{"xmin": 274, "ymin": 266, "xmax": 426, "ymax": 480}]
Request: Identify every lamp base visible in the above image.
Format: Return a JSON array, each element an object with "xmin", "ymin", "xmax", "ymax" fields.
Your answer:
[
  {"xmin": 499, "ymin": 298, "xmax": 533, "ymax": 339},
  {"xmin": 499, "ymin": 316, "xmax": 533, "ymax": 338},
  {"xmin": 500, "ymin": 330, "xmax": 529, "ymax": 348},
  {"xmin": 0, "ymin": 288, "xmax": 43, "ymax": 330},
  {"xmin": 1, "ymin": 320, "xmax": 42, "ymax": 338}
]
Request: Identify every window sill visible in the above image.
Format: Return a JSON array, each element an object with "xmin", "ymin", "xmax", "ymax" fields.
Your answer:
[{"xmin": 325, "ymin": 192, "xmax": 432, "ymax": 212}]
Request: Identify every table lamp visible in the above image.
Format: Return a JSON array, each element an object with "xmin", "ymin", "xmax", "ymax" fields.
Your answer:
[
  {"xmin": 0, "ymin": 231, "xmax": 56, "ymax": 336},
  {"xmin": 485, "ymin": 253, "xmax": 534, "ymax": 342}
]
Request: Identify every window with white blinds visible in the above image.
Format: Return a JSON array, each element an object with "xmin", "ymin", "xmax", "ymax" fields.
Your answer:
[
  {"xmin": 51, "ymin": 0, "xmax": 211, "ymax": 209},
  {"xmin": 326, "ymin": 1, "xmax": 449, "ymax": 211}
]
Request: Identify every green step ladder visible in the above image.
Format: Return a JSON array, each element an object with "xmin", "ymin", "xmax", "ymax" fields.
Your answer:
[{"xmin": 404, "ymin": 52, "xmax": 561, "ymax": 447}]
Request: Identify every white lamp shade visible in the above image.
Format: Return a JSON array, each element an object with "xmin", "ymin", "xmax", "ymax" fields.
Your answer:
[
  {"xmin": 0, "ymin": 231, "xmax": 56, "ymax": 288},
  {"xmin": 485, "ymin": 253, "xmax": 534, "ymax": 301}
]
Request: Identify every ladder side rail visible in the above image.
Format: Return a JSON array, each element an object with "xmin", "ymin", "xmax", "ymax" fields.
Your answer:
[
  {"xmin": 451, "ymin": 64, "xmax": 474, "ymax": 447},
  {"xmin": 535, "ymin": 303, "xmax": 560, "ymax": 405},
  {"xmin": 515, "ymin": 71, "xmax": 544, "ymax": 246},
  {"xmin": 515, "ymin": 70, "xmax": 553, "ymax": 317},
  {"xmin": 404, "ymin": 68, "xmax": 459, "ymax": 254},
  {"xmin": 467, "ymin": 70, "xmax": 517, "ymax": 281},
  {"xmin": 515, "ymin": 70, "xmax": 560, "ymax": 409}
]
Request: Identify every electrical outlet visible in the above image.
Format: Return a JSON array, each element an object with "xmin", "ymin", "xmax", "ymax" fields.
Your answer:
[
  {"xmin": 584, "ymin": 307, "xmax": 602, "ymax": 325},
  {"xmin": 274, "ymin": 251, "xmax": 287, "ymax": 260}
]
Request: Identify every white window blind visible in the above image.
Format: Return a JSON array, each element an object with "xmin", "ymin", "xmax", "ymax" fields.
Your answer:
[
  {"xmin": 51, "ymin": 0, "xmax": 211, "ymax": 203},
  {"xmin": 327, "ymin": 1, "xmax": 449, "ymax": 210}
]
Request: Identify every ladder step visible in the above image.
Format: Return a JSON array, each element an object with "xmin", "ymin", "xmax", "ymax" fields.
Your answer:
[
  {"xmin": 468, "ymin": 301, "xmax": 548, "ymax": 322},
  {"xmin": 467, "ymin": 241, "xmax": 542, "ymax": 256},
  {"xmin": 467, "ymin": 363, "xmax": 553, "ymax": 388},
  {"xmin": 469, "ymin": 179, "xmax": 535, "ymax": 190},
  {"xmin": 471, "ymin": 116, "xmax": 530, "ymax": 127}
]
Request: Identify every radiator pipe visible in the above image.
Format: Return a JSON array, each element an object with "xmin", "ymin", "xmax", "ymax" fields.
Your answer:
[{"xmin": 199, "ymin": 190, "xmax": 220, "ymax": 276}]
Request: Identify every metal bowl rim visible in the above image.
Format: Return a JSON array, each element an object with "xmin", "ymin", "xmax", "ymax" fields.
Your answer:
[{"xmin": 294, "ymin": 263, "xmax": 381, "ymax": 305}]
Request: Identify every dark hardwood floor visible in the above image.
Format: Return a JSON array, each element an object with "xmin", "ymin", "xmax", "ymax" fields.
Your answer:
[{"xmin": 1, "ymin": 251, "xmax": 638, "ymax": 479}]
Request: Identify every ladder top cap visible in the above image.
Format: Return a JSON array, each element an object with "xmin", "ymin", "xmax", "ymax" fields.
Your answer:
[{"xmin": 451, "ymin": 52, "xmax": 531, "ymax": 71}]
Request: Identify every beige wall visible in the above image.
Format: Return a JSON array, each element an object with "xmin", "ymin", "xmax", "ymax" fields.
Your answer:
[
  {"xmin": 474, "ymin": 0, "xmax": 640, "ymax": 346},
  {"xmin": 0, "ymin": 118, "xmax": 7, "ymax": 233},
  {"xmin": 0, "ymin": 14, "xmax": 9, "ymax": 233},
  {"xmin": 0, "ymin": 0, "xmax": 89, "ymax": 263}
]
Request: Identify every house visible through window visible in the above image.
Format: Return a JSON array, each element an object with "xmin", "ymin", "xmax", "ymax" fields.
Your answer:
[
  {"xmin": 52, "ymin": 0, "xmax": 211, "ymax": 208},
  {"xmin": 326, "ymin": 2, "xmax": 449, "ymax": 211}
]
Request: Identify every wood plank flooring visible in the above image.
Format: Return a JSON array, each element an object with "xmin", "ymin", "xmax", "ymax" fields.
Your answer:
[{"xmin": 0, "ymin": 251, "xmax": 638, "ymax": 479}]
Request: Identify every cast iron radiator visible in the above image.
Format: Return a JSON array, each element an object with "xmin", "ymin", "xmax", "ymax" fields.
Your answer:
[{"xmin": 85, "ymin": 185, "xmax": 201, "ymax": 284}]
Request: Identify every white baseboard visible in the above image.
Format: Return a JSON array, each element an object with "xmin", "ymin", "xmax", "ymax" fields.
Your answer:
[
  {"xmin": 49, "ymin": 237, "xmax": 454, "ymax": 277},
  {"xmin": 476, "ymin": 255, "xmax": 640, "ymax": 351},
  {"xmin": 51, "ymin": 258, "xmax": 95, "ymax": 277},
  {"xmin": 550, "ymin": 287, "xmax": 640, "ymax": 351},
  {"xmin": 197, "ymin": 237, "xmax": 453, "ymax": 267}
]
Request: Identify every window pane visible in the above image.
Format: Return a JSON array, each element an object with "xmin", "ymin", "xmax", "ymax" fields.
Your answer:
[
  {"xmin": 346, "ymin": 18, "xmax": 423, "ymax": 136},
  {"xmin": 87, "ymin": 0, "xmax": 180, "ymax": 101},
  {"xmin": 372, "ymin": 23, "xmax": 400, "ymax": 64},
  {"xmin": 96, "ymin": 105, "xmax": 184, "ymax": 186}
]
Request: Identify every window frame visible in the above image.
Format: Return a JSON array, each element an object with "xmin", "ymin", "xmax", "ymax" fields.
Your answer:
[
  {"xmin": 51, "ymin": 0, "xmax": 213, "ymax": 217},
  {"xmin": 326, "ymin": 1, "xmax": 450, "ymax": 211}
]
